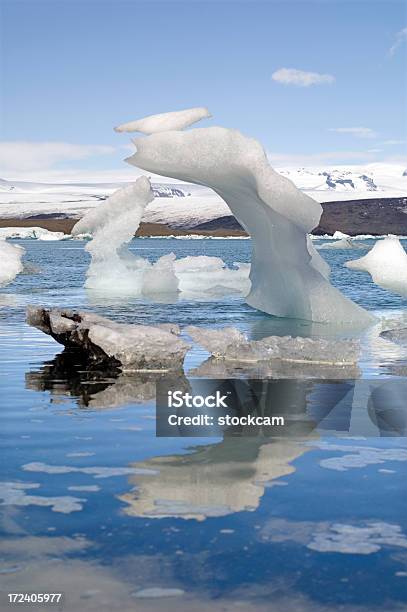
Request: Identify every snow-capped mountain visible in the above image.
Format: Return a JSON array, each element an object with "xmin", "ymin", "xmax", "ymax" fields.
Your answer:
[{"xmin": 0, "ymin": 163, "xmax": 406, "ymax": 227}]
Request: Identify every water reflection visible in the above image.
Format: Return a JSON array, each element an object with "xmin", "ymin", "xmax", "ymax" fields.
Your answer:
[
  {"xmin": 25, "ymin": 348, "xmax": 189, "ymax": 409},
  {"xmin": 119, "ymin": 438, "xmax": 311, "ymax": 520}
]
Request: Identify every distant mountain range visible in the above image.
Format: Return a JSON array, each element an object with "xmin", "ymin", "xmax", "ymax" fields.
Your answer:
[{"xmin": 1, "ymin": 163, "xmax": 406, "ymax": 230}]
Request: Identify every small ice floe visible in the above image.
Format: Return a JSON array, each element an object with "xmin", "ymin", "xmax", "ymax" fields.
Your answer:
[
  {"xmin": 318, "ymin": 237, "xmax": 367, "ymax": 250},
  {"xmin": 380, "ymin": 327, "xmax": 407, "ymax": 346},
  {"xmin": 186, "ymin": 326, "xmax": 360, "ymax": 366},
  {"xmin": 0, "ymin": 239, "xmax": 25, "ymax": 286},
  {"xmin": 0, "ymin": 481, "xmax": 85, "ymax": 514},
  {"xmin": 115, "ymin": 107, "xmax": 210, "ymax": 134},
  {"xmin": 0, "ymin": 227, "xmax": 69, "ymax": 241},
  {"xmin": 345, "ymin": 236, "xmax": 407, "ymax": 297},
  {"xmin": 26, "ymin": 306, "xmax": 189, "ymax": 371}
]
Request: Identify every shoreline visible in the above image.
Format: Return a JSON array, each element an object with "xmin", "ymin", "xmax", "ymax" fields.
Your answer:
[
  {"xmin": 1, "ymin": 195, "xmax": 407, "ymax": 238},
  {"xmin": 0, "ymin": 218, "xmax": 248, "ymax": 238}
]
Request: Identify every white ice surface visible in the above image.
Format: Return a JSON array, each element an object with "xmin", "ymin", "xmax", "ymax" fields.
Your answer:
[
  {"xmin": 114, "ymin": 107, "xmax": 211, "ymax": 134},
  {"xmin": 345, "ymin": 236, "xmax": 407, "ymax": 297},
  {"xmin": 186, "ymin": 326, "xmax": 360, "ymax": 365},
  {"xmin": 127, "ymin": 122, "xmax": 373, "ymax": 324},
  {"xmin": 1, "ymin": 163, "xmax": 405, "ymax": 222},
  {"xmin": 0, "ymin": 239, "xmax": 25, "ymax": 286}
]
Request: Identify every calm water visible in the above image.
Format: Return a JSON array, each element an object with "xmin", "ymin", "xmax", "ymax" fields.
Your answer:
[{"xmin": 1, "ymin": 238, "xmax": 407, "ymax": 611}]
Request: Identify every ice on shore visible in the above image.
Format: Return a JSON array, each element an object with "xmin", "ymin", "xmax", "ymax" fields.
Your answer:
[
  {"xmin": 0, "ymin": 239, "xmax": 25, "ymax": 286},
  {"xmin": 73, "ymin": 178, "xmax": 250, "ymax": 297},
  {"xmin": 26, "ymin": 307, "xmax": 189, "ymax": 370},
  {"xmin": 126, "ymin": 114, "xmax": 373, "ymax": 324},
  {"xmin": 186, "ymin": 326, "xmax": 360, "ymax": 365},
  {"xmin": 114, "ymin": 107, "xmax": 211, "ymax": 134},
  {"xmin": 345, "ymin": 236, "xmax": 407, "ymax": 297}
]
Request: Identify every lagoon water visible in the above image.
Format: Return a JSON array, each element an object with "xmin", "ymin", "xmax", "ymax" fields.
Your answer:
[{"xmin": 1, "ymin": 238, "xmax": 407, "ymax": 611}]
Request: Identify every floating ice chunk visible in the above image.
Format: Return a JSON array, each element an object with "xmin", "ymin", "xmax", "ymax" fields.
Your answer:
[
  {"xmin": 37, "ymin": 231, "xmax": 67, "ymax": 241},
  {"xmin": 114, "ymin": 107, "xmax": 211, "ymax": 134},
  {"xmin": 345, "ymin": 236, "xmax": 407, "ymax": 297},
  {"xmin": 174, "ymin": 256, "xmax": 251, "ymax": 295},
  {"xmin": 186, "ymin": 326, "xmax": 360, "ymax": 365},
  {"xmin": 318, "ymin": 237, "xmax": 367, "ymax": 250},
  {"xmin": 332, "ymin": 231, "xmax": 350, "ymax": 239},
  {"xmin": 0, "ymin": 239, "xmax": 25, "ymax": 286},
  {"xmin": 127, "ymin": 121, "xmax": 373, "ymax": 324},
  {"xmin": 380, "ymin": 327, "xmax": 407, "ymax": 346},
  {"xmin": 73, "ymin": 178, "xmax": 249, "ymax": 297},
  {"xmin": 26, "ymin": 307, "xmax": 189, "ymax": 370},
  {"xmin": 0, "ymin": 227, "xmax": 69, "ymax": 240}
]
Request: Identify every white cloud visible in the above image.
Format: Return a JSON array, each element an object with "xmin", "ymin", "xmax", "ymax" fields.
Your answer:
[
  {"xmin": 329, "ymin": 127, "xmax": 377, "ymax": 139},
  {"xmin": 389, "ymin": 27, "xmax": 407, "ymax": 56},
  {"xmin": 0, "ymin": 141, "xmax": 117, "ymax": 172},
  {"xmin": 271, "ymin": 68, "xmax": 335, "ymax": 87},
  {"xmin": 382, "ymin": 139, "xmax": 406, "ymax": 146}
]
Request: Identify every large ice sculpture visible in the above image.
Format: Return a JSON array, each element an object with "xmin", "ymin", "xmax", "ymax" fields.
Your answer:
[
  {"xmin": 72, "ymin": 177, "xmax": 249, "ymax": 296},
  {"xmin": 125, "ymin": 114, "xmax": 373, "ymax": 324},
  {"xmin": 0, "ymin": 239, "xmax": 25, "ymax": 286},
  {"xmin": 345, "ymin": 236, "xmax": 407, "ymax": 297}
]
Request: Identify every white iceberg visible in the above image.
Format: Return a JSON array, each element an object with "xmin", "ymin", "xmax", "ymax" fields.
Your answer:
[
  {"xmin": 0, "ymin": 239, "xmax": 25, "ymax": 286},
  {"xmin": 0, "ymin": 226, "xmax": 69, "ymax": 241},
  {"xmin": 114, "ymin": 107, "xmax": 211, "ymax": 134},
  {"xmin": 26, "ymin": 307, "xmax": 189, "ymax": 371},
  {"xmin": 73, "ymin": 177, "xmax": 249, "ymax": 297},
  {"xmin": 318, "ymin": 237, "xmax": 367, "ymax": 250},
  {"xmin": 186, "ymin": 326, "xmax": 360, "ymax": 365},
  {"xmin": 345, "ymin": 236, "xmax": 407, "ymax": 297},
  {"xmin": 126, "ymin": 113, "xmax": 373, "ymax": 324}
]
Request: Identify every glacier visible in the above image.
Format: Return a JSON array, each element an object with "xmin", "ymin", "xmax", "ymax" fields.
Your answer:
[
  {"xmin": 0, "ymin": 239, "xmax": 25, "ymax": 286},
  {"xmin": 345, "ymin": 236, "xmax": 407, "ymax": 297},
  {"xmin": 72, "ymin": 177, "xmax": 250, "ymax": 297},
  {"xmin": 126, "ymin": 112, "xmax": 374, "ymax": 324}
]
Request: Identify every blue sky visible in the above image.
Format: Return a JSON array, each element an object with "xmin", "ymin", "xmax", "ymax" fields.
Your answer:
[{"xmin": 0, "ymin": 0, "xmax": 406, "ymax": 180}]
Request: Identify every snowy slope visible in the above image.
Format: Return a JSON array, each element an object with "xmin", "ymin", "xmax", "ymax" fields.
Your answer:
[{"xmin": 0, "ymin": 163, "xmax": 406, "ymax": 227}]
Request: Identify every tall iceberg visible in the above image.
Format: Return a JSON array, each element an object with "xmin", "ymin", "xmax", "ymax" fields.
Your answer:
[{"xmin": 125, "ymin": 116, "xmax": 373, "ymax": 324}]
